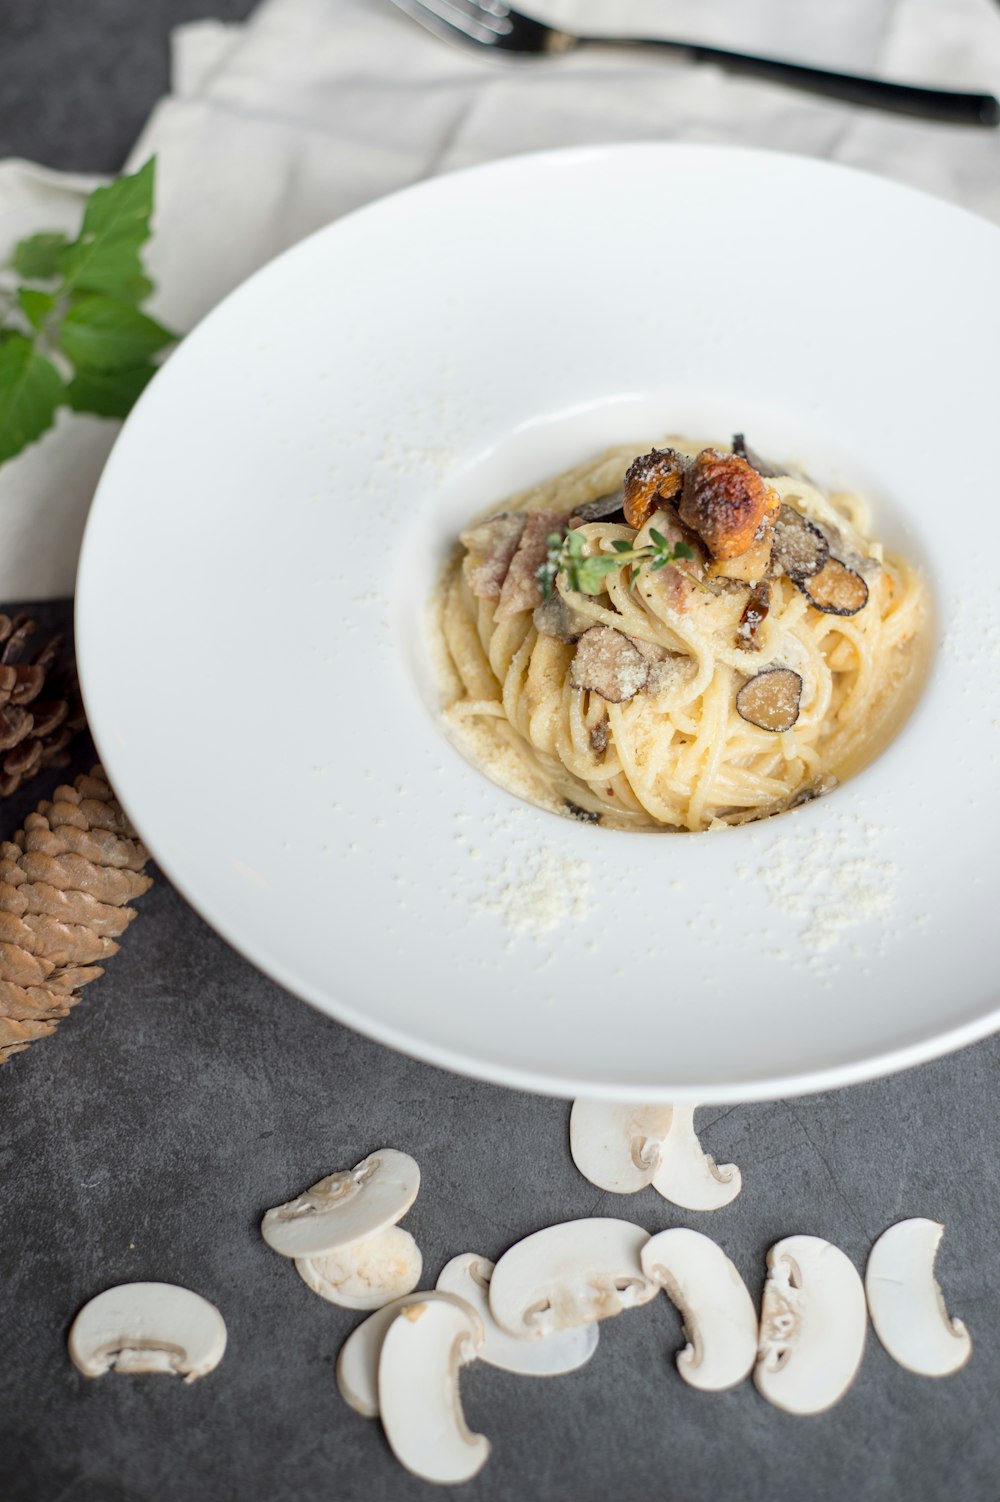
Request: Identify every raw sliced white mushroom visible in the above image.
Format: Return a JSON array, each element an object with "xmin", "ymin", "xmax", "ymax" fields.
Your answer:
[
  {"xmin": 488, "ymin": 1218, "xmax": 657, "ymax": 1338},
  {"xmin": 261, "ymin": 1148, "xmax": 419, "ymax": 1258},
  {"xmin": 296, "ymin": 1225, "xmax": 422, "ymax": 1310},
  {"xmin": 336, "ymin": 1291, "xmax": 473, "ymax": 1418},
  {"xmin": 68, "ymin": 1282, "xmax": 226, "ymax": 1383},
  {"xmin": 755, "ymin": 1235, "xmax": 866, "ymax": 1414},
  {"xmin": 865, "ymin": 1219, "xmax": 972, "ymax": 1377},
  {"xmin": 641, "ymin": 1229, "xmax": 757, "ymax": 1391},
  {"xmin": 378, "ymin": 1295, "xmax": 490, "ymax": 1486},
  {"xmin": 651, "ymin": 1106, "xmax": 742, "ymax": 1211},
  {"xmin": 436, "ymin": 1253, "xmax": 599, "ymax": 1376},
  {"xmin": 569, "ymin": 1101, "xmax": 742, "ymax": 1210},
  {"xmin": 569, "ymin": 1101, "xmax": 673, "ymax": 1193}
]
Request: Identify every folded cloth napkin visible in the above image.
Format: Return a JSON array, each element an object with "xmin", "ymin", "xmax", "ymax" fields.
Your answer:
[{"xmin": 1, "ymin": 0, "xmax": 998, "ymax": 600}]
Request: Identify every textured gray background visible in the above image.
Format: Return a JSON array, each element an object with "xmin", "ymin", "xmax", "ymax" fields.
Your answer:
[{"xmin": 1, "ymin": 9, "xmax": 998, "ymax": 1501}]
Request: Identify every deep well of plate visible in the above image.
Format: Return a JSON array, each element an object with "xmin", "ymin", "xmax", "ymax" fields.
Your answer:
[{"xmin": 77, "ymin": 144, "xmax": 1000, "ymax": 1099}]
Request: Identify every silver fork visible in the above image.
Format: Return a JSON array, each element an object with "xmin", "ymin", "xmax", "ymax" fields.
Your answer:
[{"xmin": 387, "ymin": 0, "xmax": 1000, "ymax": 126}]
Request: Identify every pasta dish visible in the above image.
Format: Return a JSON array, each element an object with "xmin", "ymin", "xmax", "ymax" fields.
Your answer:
[{"xmin": 433, "ymin": 435, "xmax": 924, "ymax": 832}]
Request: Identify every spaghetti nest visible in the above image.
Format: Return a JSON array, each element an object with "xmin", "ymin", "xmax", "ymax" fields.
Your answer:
[{"xmin": 435, "ymin": 437, "xmax": 924, "ymax": 832}]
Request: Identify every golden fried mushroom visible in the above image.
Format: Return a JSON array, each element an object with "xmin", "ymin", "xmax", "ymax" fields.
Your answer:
[
  {"xmin": 623, "ymin": 448, "xmax": 688, "ymax": 530},
  {"xmin": 679, "ymin": 449, "xmax": 776, "ymax": 561}
]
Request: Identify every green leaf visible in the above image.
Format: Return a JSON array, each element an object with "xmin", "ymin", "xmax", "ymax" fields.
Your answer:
[
  {"xmin": 17, "ymin": 288, "xmax": 56, "ymax": 331},
  {"xmin": 673, "ymin": 541, "xmax": 695, "ymax": 561},
  {"xmin": 83, "ymin": 273, "xmax": 155, "ymax": 306},
  {"xmin": 11, "ymin": 231, "xmax": 69, "ymax": 281},
  {"xmin": 575, "ymin": 555, "xmax": 623, "ymax": 594},
  {"xmin": 59, "ymin": 158, "xmax": 157, "ymax": 299},
  {"xmin": 610, "ymin": 539, "xmax": 632, "ymax": 554},
  {"xmin": 0, "ymin": 334, "xmax": 64, "ymax": 464},
  {"xmin": 649, "ymin": 528, "xmax": 668, "ymax": 548},
  {"xmin": 58, "ymin": 294, "xmax": 175, "ymax": 371},
  {"xmin": 66, "ymin": 362, "xmax": 156, "ymax": 419}
]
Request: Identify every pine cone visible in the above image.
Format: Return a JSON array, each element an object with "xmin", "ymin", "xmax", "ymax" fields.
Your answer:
[
  {"xmin": 0, "ymin": 612, "xmax": 87, "ymax": 800},
  {"xmin": 0, "ymin": 766, "xmax": 153, "ymax": 1064}
]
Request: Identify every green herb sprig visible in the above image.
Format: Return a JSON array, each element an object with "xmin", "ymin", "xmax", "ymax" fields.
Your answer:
[
  {"xmin": 0, "ymin": 157, "xmax": 176, "ymax": 467},
  {"xmin": 538, "ymin": 526, "xmax": 697, "ymax": 600}
]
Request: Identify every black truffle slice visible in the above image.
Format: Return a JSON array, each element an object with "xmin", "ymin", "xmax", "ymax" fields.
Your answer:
[
  {"xmin": 570, "ymin": 627, "xmax": 649, "ymax": 703},
  {"xmin": 731, "ymin": 432, "xmax": 780, "ymax": 478},
  {"xmin": 771, "ymin": 504, "xmax": 829, "ymax": 581},
  {"xmin": 569, "ymin": 490, "xmax": 627, "ymax": 526},
  {"xmin": 799, "ymin": 558, "xmax": 869, "ymax": 617},
  {"xmin": 736, "ymin": 667, "xmax": 803, "ymax": 732}
]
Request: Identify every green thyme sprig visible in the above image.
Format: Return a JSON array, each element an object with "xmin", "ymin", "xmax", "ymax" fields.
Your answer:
[{"xmin": 538, "ymin": 526, "xmax": 697, "ymax": 600}]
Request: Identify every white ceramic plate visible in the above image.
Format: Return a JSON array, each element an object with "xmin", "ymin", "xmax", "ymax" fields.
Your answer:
[{"xmin": 77, "ymin": 144, "xmax": 1000, "ymax": 1102}]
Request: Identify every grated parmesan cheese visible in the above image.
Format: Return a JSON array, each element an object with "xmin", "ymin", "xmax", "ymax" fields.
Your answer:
[{"xmin": 741, "ymin": 813, "xmax": 899, "ymax": 959}]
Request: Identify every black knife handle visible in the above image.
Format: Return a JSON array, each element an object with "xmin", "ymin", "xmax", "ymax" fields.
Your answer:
[{"xmin": 605, "ymin": 37, "xmax": 1000, "ymax": 126}]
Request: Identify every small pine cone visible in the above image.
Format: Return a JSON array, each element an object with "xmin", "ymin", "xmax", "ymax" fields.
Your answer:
[
  {"xmin": 0, "ymin": 767, "xmax": 153, "ymax": 1064},
  {"xmin": 0, "ymin": 613, "xmax": 87, "ymax": 801}
]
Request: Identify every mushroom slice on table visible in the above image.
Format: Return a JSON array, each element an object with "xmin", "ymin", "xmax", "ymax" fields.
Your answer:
[
  {"xmin": 569, "ymin": 1100, "xmax": 674, "ymax": 1193},
  {"xmin": 569, "ymin": 1101, "xmax": 742, "ymax": 1210},
  {"xmin": 261, "ymin": 1148, "xmax": 419, "ymax": 1258},
  {"xmin": 488, "ymin": 1218, "xmax": 657, "ymax": 1338},
  {"xmin": 436, "ymin": 1253, "xmax": 599, "ymax": 1376},
  {"xmin": 641, "ymin": 1229, "xmax": 757, "ymax": 1392},
  {"xmin": 865, "ymin": 1219, "xmax": 972, "ymax": 1377},
  {"xmin": 296, "ymin": 1225, "xmax": 422, "ymax": 1310},
  {"xmin": 336, "ymin": 1291, "xmax": 473, "ymax": 1418},
  {"xmin": 652, "ymin": 1105, "xmax": 742, "ymax": 1211},
  {"xmin": 68, "ymin": 1282, "xmax": 226, "ymax": 1383},
  {"xmin": 755, "ymin": 1235, "xmax": 866, "ymax": 1414},
  {"xmin": 378, "ymin": 1295, "xmax": 490, "ymax": 1486}
]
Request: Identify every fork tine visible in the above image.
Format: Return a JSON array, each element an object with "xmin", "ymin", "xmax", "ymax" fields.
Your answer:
[
  {"xmin": 447, "ymin": 0, "xmax": 514, "ymax": 28},
  {"xmin": 388, "ymin": 0, "xmax": 511, "ymax": 47}
]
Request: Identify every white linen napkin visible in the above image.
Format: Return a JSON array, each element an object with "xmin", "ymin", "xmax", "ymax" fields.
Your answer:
[{"xmin": 1, "ymin": 0, "xmax": 998, "ymax": 600}]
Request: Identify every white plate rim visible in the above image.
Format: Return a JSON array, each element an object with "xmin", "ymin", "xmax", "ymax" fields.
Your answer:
[{"xmin": 75, "ymin": 140, "xmax": 1000, "ymax": 1102}]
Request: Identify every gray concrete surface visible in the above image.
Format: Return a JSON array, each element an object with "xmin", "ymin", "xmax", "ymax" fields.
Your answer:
[{"xmin": 2, "ymin": 10, "xmax": 999, "ymax": 1501}]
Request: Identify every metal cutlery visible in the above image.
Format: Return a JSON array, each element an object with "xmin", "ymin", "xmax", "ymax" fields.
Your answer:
[{"xmin": 387, "ymin": 0, "xmax": 1000, "ymax": 126}]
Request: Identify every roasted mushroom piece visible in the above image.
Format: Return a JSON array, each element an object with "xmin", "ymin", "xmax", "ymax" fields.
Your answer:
[
  {"xmin": 737, "ymin": 581, "xmax": 771, "ymax": 651},
  {"xmin": 570, "ymin": 627, "xmax": 649, "ymax": 703},
  {"xmin": 679, "ymin": 449, "xmax": 776, "ymax": 561},
  {"xmin": 736, "ymin": 667, "xmax": 803, "ymax": 732},
  {"xmin": 771, "ymin": 504, "xmax": 830, "ymax": 581},
  {"xmin": 623, "ymin": 448, "xmax": 688, "ymax": 530},
  {"xmin": 799, "ymin": 559, "xmax": 869, "ymax": 617},
  {"xmin": 589, "ymin": 718, "xmax": 610, "ymax": 755}
]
